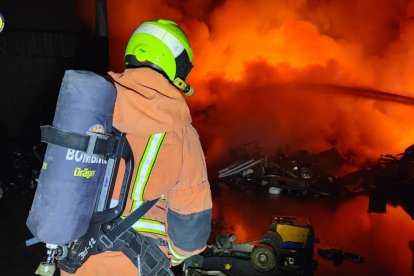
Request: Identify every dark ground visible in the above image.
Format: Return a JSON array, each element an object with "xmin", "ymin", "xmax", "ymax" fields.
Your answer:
[{"xmin": 0, "ymin": 191, "xmax": 50, "ymax": 276}]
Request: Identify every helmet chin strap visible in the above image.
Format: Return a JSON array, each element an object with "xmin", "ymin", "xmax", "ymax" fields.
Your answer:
[{"xmin": 173, "ymin": 77, "xmax": 194, "ymax": 96}]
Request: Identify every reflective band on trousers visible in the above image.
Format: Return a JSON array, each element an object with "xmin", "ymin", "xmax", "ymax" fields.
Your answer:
[{"xmin": 129, "ymin": 132, "xmax": 166, "ymax": 235}]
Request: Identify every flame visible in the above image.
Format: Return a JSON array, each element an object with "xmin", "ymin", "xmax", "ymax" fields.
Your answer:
[{"xmin": 100, "ymin": 0, "xmax": 414, "ymax": 166}]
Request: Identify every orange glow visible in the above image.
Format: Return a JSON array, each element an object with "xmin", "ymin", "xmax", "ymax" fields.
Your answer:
[
  {"xmin": 213, "ymin": 188, "xmax": 414, "ymax": 275},
  {"xmin": 101, "ymin": 0, "xmax": 414, "ymax": 166}
]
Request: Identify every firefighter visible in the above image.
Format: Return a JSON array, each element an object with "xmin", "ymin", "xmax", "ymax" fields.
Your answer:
[{"xmin": 61, "ymin": 19, "xmax": 212, "ymax": 275}]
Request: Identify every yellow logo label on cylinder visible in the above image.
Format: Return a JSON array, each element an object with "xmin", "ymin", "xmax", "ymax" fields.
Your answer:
[
  {"xmin": 0, "ymin": 12, "xmax": 4, "ymax": 33},
  {"xmin": 73, "ymin": 167, "xmax": 96, "ymax": 179},
  {"xmin": 88, "ymin": 124, "xmax": 105, "ymax": 134}
]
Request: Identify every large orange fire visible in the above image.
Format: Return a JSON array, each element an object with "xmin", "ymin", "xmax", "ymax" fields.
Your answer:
[{"xmin": 89, "ymin": 0, "xmax": 414, "ymax": 167}]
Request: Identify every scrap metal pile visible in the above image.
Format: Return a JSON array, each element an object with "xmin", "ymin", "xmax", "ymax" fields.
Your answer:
[
  {"xmin": 219, "ymin": 145, "xmax": 353, "ymax": 197},
  {"xmin": 218, "ymin": 143, "xmax": 414, "ymax": 200}
]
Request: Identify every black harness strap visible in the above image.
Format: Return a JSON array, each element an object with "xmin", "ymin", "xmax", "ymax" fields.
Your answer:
[
  {"xmin": 114, "ymin": 230, "xmax": 173, "ymax": 276},
  {"xmin": 40, "ymin": 125, "xmax": 116, "ymax": 158},
  {"xmin": 100, "ymin": 198, "xmax": 159, "ymax": 247},
  {"xmin": 58, "ymin": 198, "xmax": 173, "ymax": 275},
  {"xmin": 100, "ymin": 198, "xmax": 173, "ymax": 276}
]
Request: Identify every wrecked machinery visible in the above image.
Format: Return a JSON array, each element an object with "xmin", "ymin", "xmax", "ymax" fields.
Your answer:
[{"xmin": 183, "ymin": 215, "xmax": 315, "ymax": 276}]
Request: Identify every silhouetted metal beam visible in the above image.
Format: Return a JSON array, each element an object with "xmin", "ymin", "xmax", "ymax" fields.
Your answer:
[
  {"xmin": 96, "ymin": 0, "xmax": 108, "ymax": 38},
  {"xmin": 95, "ymin": 0, "xmax": 109, "ymax": 72}
]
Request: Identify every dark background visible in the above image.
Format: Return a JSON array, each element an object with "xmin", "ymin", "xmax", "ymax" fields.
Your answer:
[
  {"xmin": 0, "ymin": 1, "xmax": 108, "ymax": 275},
  {"xmin": 0, "ymin": 0, "xmax": 107, "ymax": 147}
]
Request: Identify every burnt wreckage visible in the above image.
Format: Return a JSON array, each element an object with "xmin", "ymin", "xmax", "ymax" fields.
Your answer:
[
  {"xmin": 218, "ymin": 143, "xmax": 414, "ymax": 212},
  {"xmin": 183, "ymin": 216, "xmax": 315, "ymax": 276},
  {"xmin": 219, "ymin": 146, "xmax": 349, "ymax": 197}
]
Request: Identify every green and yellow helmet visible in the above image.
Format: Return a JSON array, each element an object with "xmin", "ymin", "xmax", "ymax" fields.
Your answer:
[{"xmin": 124, "ymin": 19, "xmax": 194, "ymax": 95}]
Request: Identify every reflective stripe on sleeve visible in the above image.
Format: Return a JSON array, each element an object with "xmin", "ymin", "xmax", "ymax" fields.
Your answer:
[
  {"xmin": 131, "ymin": 218, "xmax": 166, "ymax": 235},
  {"xmin": 171, "ymin": 258, "xmax": 184, "ymax": 265},
  {"xmin": 121, "ymin": 216, "xmax": 166, "ymax": 236},
  {"xmin": 168, "ymin": 240, "xmax": 189, "ymax": 261}
]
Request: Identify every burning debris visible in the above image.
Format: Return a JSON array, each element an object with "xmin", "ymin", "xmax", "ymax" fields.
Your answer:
[
  {"xmin": 218, "ymin": 144, "xmax": 349, "ymax": 197},
  {"xmin": 218, "ymin": 142, "xmax": 414, "ymax": 205}
]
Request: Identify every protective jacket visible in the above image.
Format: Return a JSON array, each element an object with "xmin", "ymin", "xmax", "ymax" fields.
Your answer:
[{"xmin": 62, "ymin": 67, "xmax": 212, "ymax": 275}]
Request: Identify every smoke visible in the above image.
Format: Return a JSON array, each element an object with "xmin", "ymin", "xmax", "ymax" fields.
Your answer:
[{"xmin": 101, "ymin": 0, "xmax": 414, "ymax": 167}]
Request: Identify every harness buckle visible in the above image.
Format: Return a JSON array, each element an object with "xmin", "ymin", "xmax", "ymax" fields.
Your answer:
[
  {"xmin": 99, "ymin": 234, "xmax": 114, "ymax": 249},
  {"xmin": 86, "ymin": 132, "xmax": 110, "ymax": 157}
]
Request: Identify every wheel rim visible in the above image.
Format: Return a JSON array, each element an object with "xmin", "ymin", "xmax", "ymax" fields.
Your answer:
[{"xmin": 251, "ymin": 244, "xmax": 276, "ymax": 271}]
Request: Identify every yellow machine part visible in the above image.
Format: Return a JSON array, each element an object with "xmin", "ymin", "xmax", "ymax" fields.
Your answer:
[{"xmin": 276, "ymin": 224, "xmax": 310, "ymax": 247}]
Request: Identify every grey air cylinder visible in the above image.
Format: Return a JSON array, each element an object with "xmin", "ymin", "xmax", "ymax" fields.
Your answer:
[{"xmin": 27, "ymin": 70, "xmax": 116, "ymax": 244}]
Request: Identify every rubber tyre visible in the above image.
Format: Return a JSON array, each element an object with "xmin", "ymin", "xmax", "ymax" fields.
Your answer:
[
  {"xmin": 250, "ymin": 244, "xmax": 277, "ymax": 272},
  {"xmin": 260, "ymin": 231, "xmax": 282, "ymax": 250}
]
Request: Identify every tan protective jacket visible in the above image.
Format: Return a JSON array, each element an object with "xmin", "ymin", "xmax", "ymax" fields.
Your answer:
[{"xmin": 62, "ymin": 68, "xmax": 212, "ymax": 276}]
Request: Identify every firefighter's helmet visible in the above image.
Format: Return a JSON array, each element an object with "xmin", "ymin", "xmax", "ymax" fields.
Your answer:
[{"xmin": 124, "ymin": 19, "xmax": 194, "ymax": 95}]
